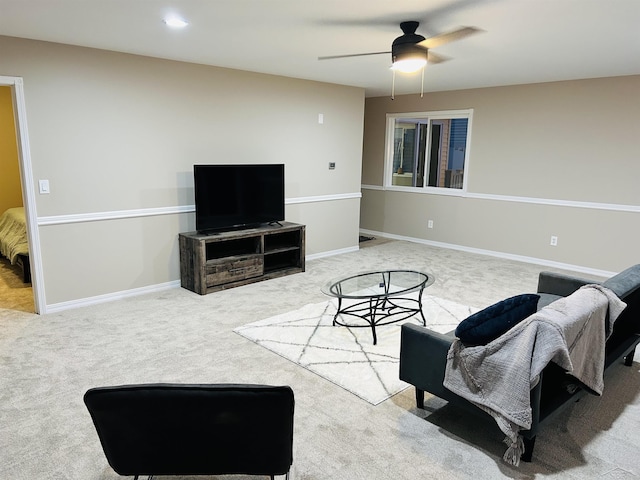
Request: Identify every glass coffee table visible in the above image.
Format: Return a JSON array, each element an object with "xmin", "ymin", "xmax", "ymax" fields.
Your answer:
[{"xmin": 321, "ymin": 270, "xmax": 434, "ymax": 345}]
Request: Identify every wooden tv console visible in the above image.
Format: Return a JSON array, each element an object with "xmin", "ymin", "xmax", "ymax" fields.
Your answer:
[{"xmin": 179, "ymin": 222, "xmax": 305, "ymax": 295}]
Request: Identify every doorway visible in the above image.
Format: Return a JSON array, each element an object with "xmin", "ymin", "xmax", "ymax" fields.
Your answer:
[{"xmin": 0, "ymin": 76, "xmax": 43, "ymax": 314}]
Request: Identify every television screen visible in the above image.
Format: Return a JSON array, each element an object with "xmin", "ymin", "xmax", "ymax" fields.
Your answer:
[{"xmin": 194, "ymin": 164, "xmax": 285, "ymax": 233}]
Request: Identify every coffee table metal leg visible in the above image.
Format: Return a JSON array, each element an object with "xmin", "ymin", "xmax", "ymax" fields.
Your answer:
[
  {"xmin": 418, "ymin": 286, "xmax": 426, "ymax": 326},
  {"xmin": 333, "ymin": 297, "xmax": 342, "ymax": 325},
  {"xmin": 369, "ymin": 296, "xmax": 379, "ymax": 345}
]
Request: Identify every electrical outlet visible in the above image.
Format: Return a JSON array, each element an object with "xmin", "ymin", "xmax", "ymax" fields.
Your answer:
[
  {"xmin": 427, "ymin": 220, "xmax": 434, "ymax": 229},
  {"xmin": 550, "ymin": 236, "xmax": 558, "ymax": 246}
]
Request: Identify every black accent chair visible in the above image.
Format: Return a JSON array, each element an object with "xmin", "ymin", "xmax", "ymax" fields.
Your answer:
[{"xmin": 84, "ymin": 383, "xmax": 294, "ymax": 480}]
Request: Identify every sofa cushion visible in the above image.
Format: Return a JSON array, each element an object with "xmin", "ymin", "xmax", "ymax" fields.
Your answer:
[{"xmin": 455, "ymin": 294, "xmax": 540, "ymax": 346}]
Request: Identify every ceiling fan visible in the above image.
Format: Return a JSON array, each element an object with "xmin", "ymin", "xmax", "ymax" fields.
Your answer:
[{"xmin": 319, "ymin": 21, "xmax": 480, "ymax": 73}]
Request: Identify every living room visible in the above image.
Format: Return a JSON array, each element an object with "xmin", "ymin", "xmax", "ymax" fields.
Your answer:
[
  {"xmin": 0, "ymin": 4, "xmax": 638, "ymax": 314},
  {"xmin": 1, "ymin": 1, "xmax": 639, "ymax": 478}
]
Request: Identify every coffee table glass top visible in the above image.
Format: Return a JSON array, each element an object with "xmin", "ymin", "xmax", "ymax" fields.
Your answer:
[{"xmin": 321, "ymin": 270, "xmax": 433, "ymax": 299}]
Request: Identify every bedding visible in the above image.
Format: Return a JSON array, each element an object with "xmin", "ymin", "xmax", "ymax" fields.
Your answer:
[{"xmin": 0, "ymin": 207, "xmax": 29, "ymax": 264}]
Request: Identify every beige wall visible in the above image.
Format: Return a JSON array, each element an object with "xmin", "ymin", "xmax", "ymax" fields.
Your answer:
[
  {"xmin": 0, "ymin": 86, "xmax": 22, "ymax": 212},
  {"xmin": 361, "ymin": 76, "xmax": 640, "ymax": 273},
  {"xmin": 0, "ymin": 36, "xmax": 364, "ymax": 307}
]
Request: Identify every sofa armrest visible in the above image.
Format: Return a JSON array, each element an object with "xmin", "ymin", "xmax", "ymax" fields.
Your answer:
[
  {"xmin": 536, "ymin": 271, "xmax": 594, "ymax": 297},
  {"xmin": 399, "ymin": 324, "xmax": 455, "ymax": 401},
  {"xmin": 603, "ymin": 264, "xmax": 640, "ymax": 299}
]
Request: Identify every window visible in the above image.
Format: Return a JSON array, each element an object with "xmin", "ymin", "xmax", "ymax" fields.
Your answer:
[{"xmin": 385, "ymin": 109, "xmax": 472, "ymax": 192}]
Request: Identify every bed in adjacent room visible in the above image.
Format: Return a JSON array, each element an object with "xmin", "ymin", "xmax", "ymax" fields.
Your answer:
[{"xmin": 0, "ymin": 207, "xmax": 30, "ymax": 283}]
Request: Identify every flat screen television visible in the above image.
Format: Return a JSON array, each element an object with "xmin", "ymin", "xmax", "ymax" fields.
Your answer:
[{"xmin": 194, "ymin": 164, "xmax": 285, "ymax": 233}]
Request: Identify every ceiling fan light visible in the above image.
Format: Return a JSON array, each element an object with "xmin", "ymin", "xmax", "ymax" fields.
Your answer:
[
  {"xmin": 391, "ymin": 42, "xmax": 428, "ymax": 73},
  {"xmin": 391, "ymin": 58, "xmax": 427, "ymax": 73},
  {"xmin": 163, "ymin": 16, "xmax": 189, "ymax": 28}
]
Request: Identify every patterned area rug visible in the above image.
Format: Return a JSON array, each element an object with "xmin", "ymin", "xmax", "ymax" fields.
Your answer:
[{"xmin": 234, "ymin": 294, "xmax": 476, "ymax": 405}]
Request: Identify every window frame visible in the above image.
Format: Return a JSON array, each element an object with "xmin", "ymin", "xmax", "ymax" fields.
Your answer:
[{"xmin": 383, "ymin": 109, "xmax": 473, "ymax": 195}]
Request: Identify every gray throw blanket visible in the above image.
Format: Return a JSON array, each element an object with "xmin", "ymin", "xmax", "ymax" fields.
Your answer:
[{"xmin": 443, "ymin": 284, "xmax": 626, "ymax": 466}]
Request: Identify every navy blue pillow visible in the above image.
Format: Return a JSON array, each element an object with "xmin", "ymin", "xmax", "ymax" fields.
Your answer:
[{"xmin": 455, "ymin": 294, "xmax": 540, "ymax": 346}]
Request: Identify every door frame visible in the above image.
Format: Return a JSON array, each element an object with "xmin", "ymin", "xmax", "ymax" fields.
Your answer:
[{"xmin": 1, "ymin": 75, "xmax": 45, "ymax": 313}]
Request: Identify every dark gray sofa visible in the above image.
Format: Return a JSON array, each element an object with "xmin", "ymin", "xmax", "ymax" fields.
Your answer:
[{"xmin": 399, "ymin": 265, "xmax": 640, "ymax": 462}]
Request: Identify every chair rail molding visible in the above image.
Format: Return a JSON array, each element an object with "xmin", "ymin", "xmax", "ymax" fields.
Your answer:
[
  {"xmin": 361, "ymin": 185, "xmax": 640, "ymax": 213},
  {"xmin": 37, "ymin": 192, "xmax": 363, "ymax": 226}
]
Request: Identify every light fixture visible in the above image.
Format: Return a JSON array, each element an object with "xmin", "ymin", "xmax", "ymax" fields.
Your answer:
[
  {"xmin": 391, "ymin": 58, "xmax": 427, "ymax": 74},
  {"xmin": 163, "ymin": 16, "xmax": 189, "ymax": 28},
  {"xmin": 389, "ymin": 26, "xmax": 428, "ymax": 99},
  {"xmin": 390, "ymin": 45, "xmax": 428, "ymax": 100},
  {"xmin": 391, "ymin": 48, "xmax": 427, "ymax": 73}
]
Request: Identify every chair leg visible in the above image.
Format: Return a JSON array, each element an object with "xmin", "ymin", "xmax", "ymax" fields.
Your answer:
[
  {"xmin": 272, "ymin": 473, "xmax": 290, "ymax": 480},
  {"xmin": 415, "ymin": 388, "xmax": 425, "ymax": 409},
  {"xmin": 624, "ymin": 347, "xmax": 636, "ymax": 366}
]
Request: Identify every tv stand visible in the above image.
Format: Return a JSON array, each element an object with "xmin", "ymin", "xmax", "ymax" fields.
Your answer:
[{"xmin": 179, "ymin": 222, "xmax": 305, "ymax": 295}]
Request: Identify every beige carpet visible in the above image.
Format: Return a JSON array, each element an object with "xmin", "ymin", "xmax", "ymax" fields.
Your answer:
[
  {"xmin": 0, "ymin": 238, "xmax": 638, "ymax": 480},
  {"xmin": 0, "ymin": 256, "xmax": 34, "ymax": 313}
]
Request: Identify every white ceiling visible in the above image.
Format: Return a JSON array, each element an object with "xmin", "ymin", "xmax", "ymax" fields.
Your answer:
[{"xmin": 1, "ymin": 0, "xmax": 639, "ymax": 97}]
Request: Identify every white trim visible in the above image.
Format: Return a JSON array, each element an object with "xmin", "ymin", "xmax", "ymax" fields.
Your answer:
[
  {"xmin": 44, "ymin": 246, "xmax": 360, "ymax": 312},
  {"xmin": 463, "ymin": 192, "xmax": 640, "ymax": 213},
  {"xmin": 36, "ymin": 192, "xmax": 363, "ymax": 226},
  {"xmin": 361, "ymin": 184, "xmax": 384, "ymax": 191},
  {"xmin": 359, "ymin": 228, "xmax": 616, "ymax": 279},
  {"xmin": 360, "ymin": 185, "xmax": 640, "ymax": 213},
  {"xmin": 46, "ymin": 280, "xmax": 180, "ymax": 313},
  {"xmin": 39, "ymin": 205, "xmax": 195, "ymax": 226},
  {"xmin": 34, "ymin": 191, "xmax": 361, "ymax": 312},
  {"xmin": 2, "ymin": 76, "xmax": 46, "ymax": 313},
  {"xmin": 461, "ymin": 109, "xmax": 473, "ymax": 192},
  {"xmin": 383, "ymin": 115, "xmax": 395, "ymax": 188},
  {"xmin": 0, "ymin": 76, "xmax": 21, "ymax": 84},
  {"xmin": 285, "ymin": 192, "xmax": 361, "ymax": 205},
  {"xmin": 384, "ymin": 184, "xmax": 466, "ymax": 196},
  {"xmin": 387, "ymin": 109, "xmax": 475, "ymax": 119},
  {"xmin": 306, "ymin": 245, "xmax": 359, "ymax": 261}
]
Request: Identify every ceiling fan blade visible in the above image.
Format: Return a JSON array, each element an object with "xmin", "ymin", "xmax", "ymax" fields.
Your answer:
[
  {"xmin": 316, "ymin": 0, "xmax": 480, "ymax": 29},
  {"xmin": 318, "ymin": 51, "xmax": 390, "ymax": 61},
  {"xmin": 427, "ymin": 51, "xmax": 449, "ymax": 64},
  {"xmin": 419, "ymin": 26, "xmax": 481, "ymax": 49}
]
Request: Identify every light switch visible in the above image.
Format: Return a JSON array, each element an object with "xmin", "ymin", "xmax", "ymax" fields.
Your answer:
[{"xmin": 39, "ymin": 179, "xmax": 50, "ymax": 194}]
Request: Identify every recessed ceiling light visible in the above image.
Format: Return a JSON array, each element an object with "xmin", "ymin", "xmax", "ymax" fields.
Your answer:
[{"xmin": 163, "ymin": 16, "xmax": 189, "ymax": 28}]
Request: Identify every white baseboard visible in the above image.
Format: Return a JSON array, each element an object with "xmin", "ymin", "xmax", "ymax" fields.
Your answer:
[
  {"xmin": 45, "ymin": 280, "xmax": 181, "ymax": 314},
  {"xmin": 43, "ymin": 231, "xmax": 613, "ymax": 314},
  {"xmin": 43, "ymin": 245, "xmax": 361, "ymax": 313},
  {"xmin": 306, "ymin": 245, "xmax": 359, "ymax": 261},
  {"xmin": 359, "ymin": 228, "xmax": 616, "ymax": 279}
]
